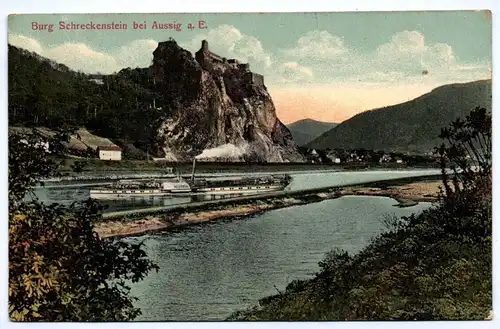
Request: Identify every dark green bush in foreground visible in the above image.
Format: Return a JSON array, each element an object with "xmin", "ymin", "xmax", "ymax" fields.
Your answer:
[
  {"xmin": 230, "ymin": 107, "xmax": 492, "ymax": 320},
  {"xmin": 9, "ymin": 131, "xmax": 159, "ymax": 321}
]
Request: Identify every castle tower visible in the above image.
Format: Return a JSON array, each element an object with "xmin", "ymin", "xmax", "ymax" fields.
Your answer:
[{"xmin": 201, "ymin": 40, "xmax": 209, "ymax": 52}]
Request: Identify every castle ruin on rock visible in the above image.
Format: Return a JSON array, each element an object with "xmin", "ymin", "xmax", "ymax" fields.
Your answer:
[
  {"xmin": 195, "ymin": 40, "xmax": 265, "ymax": 87},
  {"xmin": 148, "ymin": 38, "xmax": 304, "ymax": 163}
]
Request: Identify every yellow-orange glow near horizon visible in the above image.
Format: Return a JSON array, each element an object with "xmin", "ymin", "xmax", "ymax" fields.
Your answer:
[{"xmin": 269, "ymin": 83, "xmax": 441, "ymax": 124}]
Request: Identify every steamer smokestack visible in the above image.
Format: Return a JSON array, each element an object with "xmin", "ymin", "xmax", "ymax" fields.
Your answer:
[{"xmin": 191, "ymin": 158, "xmax": 196, "ymax": 183}]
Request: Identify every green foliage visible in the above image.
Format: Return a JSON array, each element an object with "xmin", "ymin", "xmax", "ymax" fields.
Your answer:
[
  {"xmin": 9, "ymin": 133, "xmax": 57, "ymax": 207},
  {"xmin": 230, "ymin": 107, "xmax": 492, "ymax": 321},
  {"xmin": 9, "ymin": 132, "xmax": 159, "ymax": 321},
  {"xmin": 436, "ymin": 106, "xmax": 491, "ymax": 197},
  {"xmin": 8, "ymin": 45, "xmax": 165, "ymax": 155},
  {"xmin": 70, "ymin": 160, "xmax": 87, "ymax": 173}
]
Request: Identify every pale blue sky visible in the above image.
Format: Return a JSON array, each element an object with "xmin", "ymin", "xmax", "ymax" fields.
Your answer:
[
  {"xmin": 8, "ymin": 12, "xmax": 491, "ymax": 61},
  {"xmin": 8, "ymin": 12, "xmax": 492, "ymax": 123}
]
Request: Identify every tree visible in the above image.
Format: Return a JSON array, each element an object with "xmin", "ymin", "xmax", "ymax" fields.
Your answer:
[
  {"xmin": 436, "ymin": 107, "xmax": 491, "ymax": 197},
  {"xmin": 9, "ymin": 131, "xmax": 159, "ymax": 321}
]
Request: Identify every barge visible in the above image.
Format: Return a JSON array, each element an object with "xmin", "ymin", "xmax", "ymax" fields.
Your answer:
[{"xmin": 89, "ymin": 159, "xmax": 292, "ymax": 200}]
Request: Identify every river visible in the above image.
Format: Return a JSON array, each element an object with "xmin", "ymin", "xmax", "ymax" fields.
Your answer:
[
  {"xmin": 33, "ymin": 169, "xmax": 438, "ymax": 320},
  {"xmin": 34, "ymin": 168, "xmax": 440, "ymax": 212},
  {"xmin": 126, "ymin": 196, "xmax": 432, "ymax": 321}
]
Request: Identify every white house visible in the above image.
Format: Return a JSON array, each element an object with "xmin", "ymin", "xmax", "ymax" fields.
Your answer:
[
  {"xmin": 379, "ymin": 154, "xmax": 392, "ymax": 163},
  {"xmin": 98, "ymin": 145, "xmax": 122, "ymax": 161},
  {"xmin": 326, "ymin": 152, "xmax": 341, "ymax": 164}
]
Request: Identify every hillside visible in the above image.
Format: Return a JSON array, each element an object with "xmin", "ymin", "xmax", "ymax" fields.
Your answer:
[
  {"xmin": 9, "ymin": 127, "xmax": 116, "ymax": 151},
  {"xmin": 286, "ymin": 119, "xmax": 338, "ymax": 146},
  {"xmin": 307, "ymin": 80, "xmax": 492, "ymax": 153},
  {"xmin": 8, "ymin": 43, "xmax": 303, "ymax": 162}
]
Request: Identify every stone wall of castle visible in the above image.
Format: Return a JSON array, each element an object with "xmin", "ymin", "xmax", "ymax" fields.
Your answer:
[
  {"xmin": 252, "ymin": 73, "xmax": 264, "ymax": 86},
  {"xmin": 195, "ymin": 40, "xmax": 265, "ymax": 87},
  {"xmin": 244, "ymin": 72, "xmax": 265, "ymax": 86}
]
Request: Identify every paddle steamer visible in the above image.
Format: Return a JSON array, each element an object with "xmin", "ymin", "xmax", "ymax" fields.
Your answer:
[{"xmin": 89, "ymin": 160, "xmax": 292, "ymax": 200}]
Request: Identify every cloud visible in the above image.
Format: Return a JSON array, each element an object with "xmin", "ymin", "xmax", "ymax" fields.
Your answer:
[
  {"xmin": 8, "ymin": 34, "xmax": 159, "ymax": 74},
  {"xmin": 10, "ymin": 28, "xmax": 489, "ymax": 86},
  {"xmin": 283, "ymin": 30, "xmax": 348, "ymax": 60},
  {"xmin": 114, "ymin": 39, "xmax": 158, "ymax": 68},
  {"xmin": 270, "ymin": 29, "xmax": 490, "ymax": 123},
  {"xmin": 43, "ymin": 43, "xmax": 118, "ymax": 73},
  {"xmin": 7, "ymin": 28, "xmax": 491, "ymax": 126},
  {"xmin": 8, "ymin": 34, "xmax": 43, "ymax": 54},
  {"xmin": 273, "ymin": 62, "xmax": 314, "ymax": 83},
  {"xmin": 375, "ymin": 31, "xmax": 458, "ymax": 72},
  {"xmin": 180, "ymin": 24, "xmax": 272, "ymax": 70},
  {"xmin": 367, "ymin": 31, "xmax": 490, "ymax": 84},
  {"xmin": 8, "ymin": 28, "xmax": 491, "ymax": 104},
  {"xmin": 182, "ymin": 24, "xmax": 323, "ymax": 84},
  {"xmin": 283, "ymin": 62, "xmax": 313, "ymax": 76},
  {"xmin": 374, "ymin": 30, "xmax": 457, "ymax": 73},
  {"xmin": 376, "ymin": 30, "xmax": 427, "ymax": 57},
  {"xmin": 278, "ymin": 29, "xmax": 490, "ymax": 86}
]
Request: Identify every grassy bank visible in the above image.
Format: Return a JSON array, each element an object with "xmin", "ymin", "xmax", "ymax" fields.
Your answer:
[{"xmin": 228, "ymin": 182, "xmax": 492, "ymax": 320}]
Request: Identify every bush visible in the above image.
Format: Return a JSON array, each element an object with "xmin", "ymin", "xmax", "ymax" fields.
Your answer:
[{"xmin": 8, "ymin": 131, "xmax": 159, "ymax": 321}]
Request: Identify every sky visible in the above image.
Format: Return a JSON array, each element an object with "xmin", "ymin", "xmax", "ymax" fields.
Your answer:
[{"xmin": 8, "ymin": 12, "xmax": 492, "ymax": 124}]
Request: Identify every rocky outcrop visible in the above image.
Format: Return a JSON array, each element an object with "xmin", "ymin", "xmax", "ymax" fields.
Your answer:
[{"xmin": 150, "ymin": 40, "xmax": 304, "ymax": 162}]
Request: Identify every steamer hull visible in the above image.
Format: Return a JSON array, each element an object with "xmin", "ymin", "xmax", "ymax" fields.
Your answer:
[
  {"xmin": 191, "ymin": 184, "xmax": 286, "ymax": 195},
  {"xmin": 89, "ymin": 181, "xmax": 289, "ymax": 200},
  {"xmin": 89, "ymin": 189, "xmax": 190, "ymax": 200},
  {"xmin": 89, "ymin": 163, "xmax": 292, "ymax": 200}
]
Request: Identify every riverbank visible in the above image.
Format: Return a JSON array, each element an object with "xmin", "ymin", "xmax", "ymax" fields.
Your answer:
[
  {"xmin": 54, "ymin": 157, "xmax": 438, "ymax": 177},
  {"xmin": 229, "ymin": 179, "xmax": 492, "ymax": 321},
  {"xmin": 96, "ymin": 199, "xmax": 302, "ymax": 239},
  {"xmin": 45, "ymin": 167, "xmax": 439, "ymax": 183},
  {"xmin": 95, "ymin": 179, "xmax": 442, "ymax": 239},
  {"xmin": 341, "ymin": 181, "xmax": 441, "ymax": 206}
]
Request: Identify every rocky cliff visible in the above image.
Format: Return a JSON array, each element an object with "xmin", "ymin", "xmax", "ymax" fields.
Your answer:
[{"xmin": 150, "ymin": 40, "xmax": 304, "ymax": 162}]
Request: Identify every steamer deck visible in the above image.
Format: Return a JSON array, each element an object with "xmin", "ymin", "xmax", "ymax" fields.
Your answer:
[{"xmin": 89, "ymin": 163, "xmax": 292, "ymax": 200}]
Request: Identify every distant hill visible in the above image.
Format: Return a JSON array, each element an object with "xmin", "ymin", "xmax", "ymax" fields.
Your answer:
[
  {"xmin": 307, "ymin": 79, "xmax": 492, "ymax": 153},
  {"xmin": 286, "ymin": 119, "xmax": 338, "ymax": 146}
]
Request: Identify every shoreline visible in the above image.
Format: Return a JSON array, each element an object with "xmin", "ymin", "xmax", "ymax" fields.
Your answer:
[
  {"xmin": 95, "ymin": 180, "xmax": 442, "ymax": 239},
  {"xmin": 48, "ymin": 164, "xmax": 440, "ymax": 181},
  {"xmin": 46, "ymin": 168, "xmax": 440, "ymax": 182}
]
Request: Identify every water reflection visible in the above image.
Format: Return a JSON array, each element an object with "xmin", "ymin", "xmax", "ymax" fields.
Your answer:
[
  {"xmin": 99, "ymin": 193, "xmax": 247, "ymax": 212},
  {"xmin": 128, "ymin": 196, "xmax": 433, "ymax": 321},
  {"xmin": 33, "ymin": 183, "xmax": 251, "ymax": 211}
]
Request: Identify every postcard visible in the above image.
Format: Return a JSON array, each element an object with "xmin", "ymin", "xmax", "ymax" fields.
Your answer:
[{"xmin": 7, "ymin": 12, "xmax": 492, "ymax": 322}]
